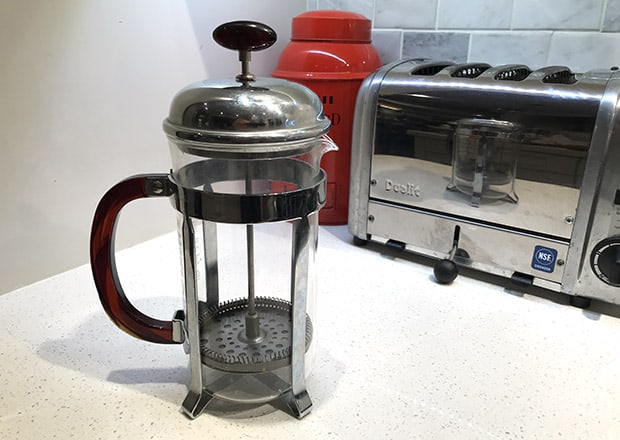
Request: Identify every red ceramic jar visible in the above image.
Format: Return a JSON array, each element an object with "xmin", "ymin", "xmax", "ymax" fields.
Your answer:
[{"xmin": 273, "ymin": 10, "xmax": 381, "ymax": 225}]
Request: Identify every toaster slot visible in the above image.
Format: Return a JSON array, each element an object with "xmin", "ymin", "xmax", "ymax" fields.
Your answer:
[
  {"xmin": 494, "ymin": 66, "xmax": 532, "ymax": 81},
  {"xmin": 542, "ymin": 69, "xmax": 577, "ymax": 84},
  {"xmin": 410, "ymin": 61, "xmax": 453, "ymax": 76},
  {"xmin": 478, "ymin": 64, "xmax": 532, "ymax": 81},
  {"xmin": 448, "ymin": 63, "xmax": 491, "ymax": 78},
  {"xmin": 530, "ymin": 66, "xmax": 577, "ymax": 84}
]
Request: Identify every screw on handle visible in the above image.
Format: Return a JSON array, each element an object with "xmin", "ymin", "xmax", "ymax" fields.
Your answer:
[{"xmin": 212, "ymin": 21, "xmax": 277, "ymax": 84}]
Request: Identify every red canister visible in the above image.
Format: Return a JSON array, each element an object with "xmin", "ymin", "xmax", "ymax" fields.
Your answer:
[{"xmin": 273, "ymin": 10, "xmax": 381, "ymax": 225}]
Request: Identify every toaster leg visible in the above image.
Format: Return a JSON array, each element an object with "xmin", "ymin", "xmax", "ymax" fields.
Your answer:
[{"xmin": 569, "ymin": 295, "xmax": 591, "ymax": 309}]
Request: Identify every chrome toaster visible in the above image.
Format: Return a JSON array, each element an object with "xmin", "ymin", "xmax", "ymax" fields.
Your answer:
[{"xmin": 348, "ymin": 59, "xmax": 620, "ymax": 307}]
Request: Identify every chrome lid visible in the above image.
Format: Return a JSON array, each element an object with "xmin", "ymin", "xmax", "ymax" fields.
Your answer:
[{"xmin": 162, "ymin": 21, "xmax": 330, "ymax": 154}]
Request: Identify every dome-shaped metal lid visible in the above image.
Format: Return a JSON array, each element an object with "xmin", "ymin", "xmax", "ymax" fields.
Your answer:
[{"xmin": 163, "ymin": 21, "xmax": 330, "ymax": 155}]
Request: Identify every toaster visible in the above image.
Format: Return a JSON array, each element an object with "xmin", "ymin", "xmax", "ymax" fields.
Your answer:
[{"xmin": 348, "ymin": 59, "xmax": 620, "ymax": 307}]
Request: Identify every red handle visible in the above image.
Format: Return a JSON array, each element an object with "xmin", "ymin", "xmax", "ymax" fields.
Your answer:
[{"xmin": 90, "ymin": 174, "xmax": 181, "ymax": 344}]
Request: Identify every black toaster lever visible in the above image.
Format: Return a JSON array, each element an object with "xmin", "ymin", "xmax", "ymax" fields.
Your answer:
[{"xmin": 433, "ymin": 226, "xmax": 463, "ymax": 285}]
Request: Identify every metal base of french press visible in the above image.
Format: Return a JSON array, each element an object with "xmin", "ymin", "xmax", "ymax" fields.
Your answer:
[
  {"xmin": 180, "ymin": 297, "xmax": 313, "ymax": 419},
  {"xmin": 182, "ymin": 382, "xmax": 313, "ymax": 420}
]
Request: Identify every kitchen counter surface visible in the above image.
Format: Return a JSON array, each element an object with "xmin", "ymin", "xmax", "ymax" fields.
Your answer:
[{"xmin": 2, "ymin": 225, "xmax": 620, "ymax": 439}]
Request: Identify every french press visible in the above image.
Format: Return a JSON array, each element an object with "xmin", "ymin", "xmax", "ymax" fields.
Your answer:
[
  {"xmin": 449, "ymin": 118, "xmax": 520, "ymax": 207},
  {"xmin": 90, "ymin": 21, "xmax": 335, "ymax": 419}
]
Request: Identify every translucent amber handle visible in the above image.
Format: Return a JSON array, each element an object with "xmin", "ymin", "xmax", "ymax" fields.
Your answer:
[{"xmin": 90, "ymin": 174, "xmax": 181, "ymax": 344}]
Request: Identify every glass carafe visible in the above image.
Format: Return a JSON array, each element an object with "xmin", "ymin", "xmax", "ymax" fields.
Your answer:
[{"xmin": 450, "ymin": 118, "xmax": 520, "ymax": 206}]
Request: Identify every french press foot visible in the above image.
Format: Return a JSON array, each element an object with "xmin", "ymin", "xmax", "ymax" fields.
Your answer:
[
  {"xmin": 270, "ymin": 389, "xmax": 313, "ymax": 419},
  {"xmin": 182, "ymin": 390, "xmax": 214, "ymax": 419}
]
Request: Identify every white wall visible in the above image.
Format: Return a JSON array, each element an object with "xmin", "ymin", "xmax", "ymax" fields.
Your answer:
[
  {"xmin": 0, "ymin": 0, "xmax": 304, "ymax": 294},
  {"xmin": 186, "ymin": 0, "xmax": 305, "ymax": 79}
]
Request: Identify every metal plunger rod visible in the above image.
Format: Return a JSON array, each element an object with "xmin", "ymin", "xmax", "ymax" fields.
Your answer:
[
  {"xmin": 244, "ymin": 176, "xmax": 261, "ymax": 341},
  {"xmin": 246, "ymin": 225, "xmax": 256, "ymax": 313},
  {"xmin": 237, "ymin": 50, "xmax": 255, "ymax": 84}
]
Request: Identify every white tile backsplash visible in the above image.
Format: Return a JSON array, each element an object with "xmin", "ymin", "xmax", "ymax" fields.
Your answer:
[
  {"xmin": 438, "ymin": 0, "xmax": 512, "ymax": 29},
  {"xmin": 371, "ymin": 29, "xmax": 403, "ymax": 64},
  {"xmin": 469, "ymin": 31, "xmax": 551, "ymax": 68},
  {"xmin": 548, "ymin": 32, "xmax": 620, "ymax": 71},
  {"xmin": 512, "ymin": 0, "xmax": 604, "ymax": 30},
  {"xmin": 403, "ymin": 31, "xmax": 470, "ymax": 62},
  {"xmin": 306, "ymin": 0, "xmax": 620, "ymax": 71},
  {"xmin": 603, "ymin": 0, "xmax": 620, "ymax": 31},
  {"xmin": 374, "ymin": 0, "xmax": 437, "ymax": 29},
  {"xmin": 469, "ymin": 32, "xmax": 551, "ymax": 68},
  {"xmin": 316, "ymin": 0, "xmax": 374, "ymax": 19}
]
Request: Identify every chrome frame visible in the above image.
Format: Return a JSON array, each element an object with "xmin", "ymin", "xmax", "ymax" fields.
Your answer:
[{"xmin": 172, "ymin": 158, "xmax": 325, "ymax": 418}]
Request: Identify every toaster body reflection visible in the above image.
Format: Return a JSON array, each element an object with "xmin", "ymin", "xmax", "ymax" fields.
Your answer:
[{"xmin": 349, "ymin": 59, "xmax": 620, "ymax": 306}]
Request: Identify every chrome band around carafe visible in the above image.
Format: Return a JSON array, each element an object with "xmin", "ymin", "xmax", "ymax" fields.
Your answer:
[{"xmin": 170, "ymin": 159, "xmax": 327, "ymax": 223}]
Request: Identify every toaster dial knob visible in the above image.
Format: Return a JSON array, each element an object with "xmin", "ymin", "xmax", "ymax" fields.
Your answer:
[{"xmin": 590, "ymin": 237, "xmax": 620, "ymax": 287}]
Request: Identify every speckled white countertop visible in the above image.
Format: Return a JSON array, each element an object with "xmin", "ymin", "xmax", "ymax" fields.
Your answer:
[{"xmin": 2, "ymin": 225, "xmax": 620, "ymax": 440}]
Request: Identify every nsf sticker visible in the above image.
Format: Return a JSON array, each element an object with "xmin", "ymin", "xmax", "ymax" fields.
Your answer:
[{"xmin": 531, "ymin": 245, "xmax": 558, "ymax": 273}]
